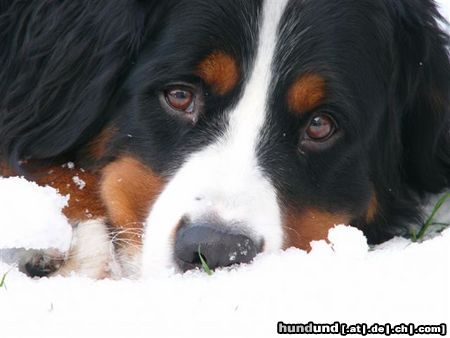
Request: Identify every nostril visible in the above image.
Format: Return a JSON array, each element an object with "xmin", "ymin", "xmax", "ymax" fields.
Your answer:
[{"xmin": 174, "ymin": 221, "xmax": 259, "ymax": 272}]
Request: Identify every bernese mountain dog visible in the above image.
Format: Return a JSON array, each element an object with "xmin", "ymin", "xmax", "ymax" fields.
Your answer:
[{"xmin": 1, "ymin": 0, "xmax": 449, "ymax": 279}]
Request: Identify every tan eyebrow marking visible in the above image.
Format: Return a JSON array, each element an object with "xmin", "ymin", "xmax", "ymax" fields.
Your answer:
[
  {"xmin": 196, "ymin": 51, "xmax": 239, "ymax": 95},
  {"xmin": 287, "ymin": 74, "xmax": 326, "ymax": 114}
]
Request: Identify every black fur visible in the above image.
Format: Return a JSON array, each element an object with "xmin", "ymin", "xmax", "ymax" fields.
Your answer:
[
  {"xmin": 0, "ymin": 1, "xmax": 166, "ymax": 167},
  {"xmin": 1, "ymin": 0, "xmax": 449, "ymax": 245}
]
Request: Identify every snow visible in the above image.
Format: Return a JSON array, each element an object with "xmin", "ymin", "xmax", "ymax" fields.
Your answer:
[
  {"xmin": 0, "ymin": 179, "xmax": 448, "ymax": 338},
  {"xmin": 62, "ymin": 162, "xmax": 75, "ymax": 170},
  {"xmin": 0, "ymin": 177, "xmax": 72, "ymax": 252},
  {"xmin": 0, "ymin": 220, "xmax": 448, "ymax": 338},
  {"xmin": 0, "ymin": 4, "xmax": 449, "ymax": 337},
  {"xmin": 72, "ymin": 175, "xmax": 86, "ymax": 190},
  {"xmin": 439, "ymin": 1, "xmax": 450, "ymax": 26}
]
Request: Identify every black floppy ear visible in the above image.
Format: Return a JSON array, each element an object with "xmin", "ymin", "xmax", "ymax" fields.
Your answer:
[
  {"xmin": 389, "ymin": 0, "xmax": 450, "ymax": 193},
  {"xmin": 0, "ymin": 1, "xmax": 165, "ymax": 169}
]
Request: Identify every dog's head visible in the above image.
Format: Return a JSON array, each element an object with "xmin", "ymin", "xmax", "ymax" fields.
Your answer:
[{"xmin": 1, "ymin": 0, "xmax": 449, "ymax": 274}]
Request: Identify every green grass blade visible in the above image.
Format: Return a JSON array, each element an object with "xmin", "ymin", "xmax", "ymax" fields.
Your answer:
[
  {"xmin": 198, "ymin": 245, "xmax": 213, "ymax": 276},
  {"xmin": 431, "ymin": 222, "xmax": 450, "ymax": 228},
  {"xmin": 0, "ymin": 271, "xmax": 9, "ymax": 289},
  {"xmin": 415, "ymin": 192, "xmax": 450, "ymax": 241},
  {"xmin": 411, "ymin": 229, "xmax": 417, "ymax": 242}
]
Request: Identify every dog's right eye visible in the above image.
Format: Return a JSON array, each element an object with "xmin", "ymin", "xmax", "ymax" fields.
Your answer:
[
  {"xmin": 160, "ymin": 84, "xmax": 204, "ymax": 124},
  {"xmin": 165, "ymin": 88, "xmax": 194, "ymax": 112}
]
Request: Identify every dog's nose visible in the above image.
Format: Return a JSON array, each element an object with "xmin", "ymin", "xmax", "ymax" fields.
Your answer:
[{"xmin": 174, "ymin": 220, "xmax": 259, "ymax": 271}]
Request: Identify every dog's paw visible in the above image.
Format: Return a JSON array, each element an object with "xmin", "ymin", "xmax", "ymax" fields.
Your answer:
[
  {"xmin": 18, "ymin": 249, "xmax": 65, "ymax": 277},
  {"xmin": 12, "ymin": 220, "xmax": 121, "ymax": 279}
]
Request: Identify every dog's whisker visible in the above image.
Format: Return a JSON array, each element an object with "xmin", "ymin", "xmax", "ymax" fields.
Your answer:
[
  {"xmin": 282, "ymin": 225, "xmax": 301, "ymax": 240},
  {"xmin": 111, "ymin": 239, "xmax": 143, "ymax": 248}
]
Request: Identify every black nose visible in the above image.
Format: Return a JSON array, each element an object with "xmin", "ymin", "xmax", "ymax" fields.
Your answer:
[{"xmin": 174, "ymin": 220, "xmax": 259, "ymax": 272}]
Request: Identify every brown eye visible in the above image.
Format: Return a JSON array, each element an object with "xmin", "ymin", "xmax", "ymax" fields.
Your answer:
[
  {"xmin": 305, "ymin": 114, "xmax": 335, "ymax": 140},
  {"xmin": 160, "ymin": 84, "xmax": 204, "ymax": 124},
  {"xmin": 165, "ymin": 88, "xmax": 194, "ymax": 112}
]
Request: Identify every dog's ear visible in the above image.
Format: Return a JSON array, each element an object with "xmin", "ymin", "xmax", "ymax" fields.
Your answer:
[
  {"xmin": 389, "ymin": 0, "xmax": 450, "ymax": 193},
  {"xmin": 0, "ymin": 1, "xmax": 166, "ymax": 169}
]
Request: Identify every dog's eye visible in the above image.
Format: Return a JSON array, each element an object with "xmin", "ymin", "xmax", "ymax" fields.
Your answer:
[
  {"xmin": 299, "ymin": 113, "xmax": 340, "ymax": 153},
  {"xmin": 305, "ymin": 114, "xmax": 336, "ymax": 141},
  {"xmin": 160, "ymin": 84, "xmax": 204, "ymax": 124},
  {"xmin": 165, "ymin": 88, "xmax": 194, "ymax": 112}
]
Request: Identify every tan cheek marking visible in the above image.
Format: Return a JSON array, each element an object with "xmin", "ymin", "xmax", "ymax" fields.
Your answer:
[
  {"xmin": 287, "ymin": 74, "xmax": 326, "ymax": 114},
  {"xmin": 366, "ymin": 192, "xmax": 378, "ymax": 223},
  {"xmin": 196, "ymin": 51, "xmax": 239, "ymax": 95},
  {"xmin": 100, "ymin": 156, "xmax": 164, "ymax": 248},
  {"xmin": 0, "ymin": 162, "xmax": 14, "ymax": 176},
  {"xmin": 283, "ymin": 208, "xmax": 350, "ymax": 251}
]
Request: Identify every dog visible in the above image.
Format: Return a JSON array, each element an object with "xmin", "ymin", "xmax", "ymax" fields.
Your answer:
[{"xmin": 1, "ymin": 0, "xmax": 449, "ymax": 278}]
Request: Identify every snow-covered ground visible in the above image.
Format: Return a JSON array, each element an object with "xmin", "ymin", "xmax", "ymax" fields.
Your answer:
[
  {"xmin": 0, "ymin": 220, "xmax": 449, "ymax": 338},
  {"xmin": 1, "ymin": 3, "xmax": 450, "ymax": 337}
]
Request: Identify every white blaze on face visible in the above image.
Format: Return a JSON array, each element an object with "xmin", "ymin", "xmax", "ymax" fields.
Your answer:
[{"xmin": 141, "ymin": 0, "xmax": 290, "ymax": 276}]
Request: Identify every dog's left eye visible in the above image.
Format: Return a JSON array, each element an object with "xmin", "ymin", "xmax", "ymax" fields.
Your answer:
[
  {"xmin": 160, "ymin": 84, "xmax": 204, "ymax": 124},
  {"xmin": 299, "ymin": 113, "xmax": 339, "ymax": 152},
  {"xmin": 305, "ymin": 114, "xmax": 336, "ymax": 141}
]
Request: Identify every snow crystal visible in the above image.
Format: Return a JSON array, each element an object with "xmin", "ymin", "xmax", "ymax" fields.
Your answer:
[
  {"xmin": 229, "ymin": 252, "xmax": 237, "ymax": 261},
  {"xmin": 62, "ymin": 162, "xmax": 75, "ymax": 170},
  {"xmin": 72, "ymin": 175, "xmax": 86, "ymax": 190}
]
